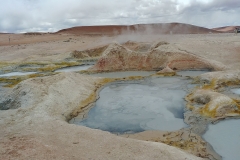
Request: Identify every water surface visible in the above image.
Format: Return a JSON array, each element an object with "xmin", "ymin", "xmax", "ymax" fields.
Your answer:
[
  {"xmin": 203, "ymin": 119, "xmax": 240, "ymax": 160},
  {"xmin": 0, "ymin": 72, "xmax": 37, "ymax": 77},
  {"xmin": 231, "ymin": 88, "xmax": 240, "ymax": 95},
  {"xmin": 90, "ymin": 71, "xmax": 155, "ymax": 78},
  {"xmin": 72, "ymin": 77, "xmax": 193, "ymax": 134},
  {"xmin": 177, "ymin": 70, "xmax": 210, "ymax": 77}
]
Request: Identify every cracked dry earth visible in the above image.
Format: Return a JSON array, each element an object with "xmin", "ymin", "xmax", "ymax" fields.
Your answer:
[{"xmin": 0, "ymin": 33, "xmax": 240, "ymax": 160}]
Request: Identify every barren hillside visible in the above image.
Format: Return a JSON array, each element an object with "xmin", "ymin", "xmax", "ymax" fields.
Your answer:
[
  {"xmin": 57, "ymin": 23, "xmax": 219, "ymax": 35},
  {"xmin": 212, "ymin": 26, "xmax": 240, "ymax": 32}
]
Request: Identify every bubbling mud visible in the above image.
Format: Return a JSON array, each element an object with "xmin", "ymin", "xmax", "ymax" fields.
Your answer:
[
  {"xmin": 203, "ymin": 119, "xmax": 240, "ymax": 160},
  {"xmin": 71, "ymin": 76, "xmax": 195, "ymax": 134}
]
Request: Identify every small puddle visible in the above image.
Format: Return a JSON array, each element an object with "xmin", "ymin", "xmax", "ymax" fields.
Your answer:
[
  {"xmin": 71, "ymin": 76, "xmax": 194, "ymax": 134},
  {"xmin": 0, "ymin": 72, "xmax": 37, "ymax": 77},
  {"xmin": 231, "ymin": 88, "xmax": 240, "ymax": 95},
  {"xmin": 177, "ymin": 70, "xmax": 210, "ymax": 77},
  {"xmin": 89, "ymin": 71, "xmax": 156, "ymax": 78},
  {"xmin": 203, "ymin": 119, "xmax": 240, "ymax": 160},
  {"xmin": 54, "ymin": 65, "xmax": 94, "ymax": 72}
]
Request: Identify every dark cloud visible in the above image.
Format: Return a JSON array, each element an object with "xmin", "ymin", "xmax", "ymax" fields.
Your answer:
[{"xmin": 0, "ymin": 0, "xmax": 239, "ymax": 33}]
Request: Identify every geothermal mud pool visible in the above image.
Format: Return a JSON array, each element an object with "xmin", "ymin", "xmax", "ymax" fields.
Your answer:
[
  {"xmin": 231, "ymin": 88, "xmax": 240, "ymax": 95},
  {"xmin": 203, "ymin": 119, "xmax": 240, "ymax": 160},
  {"xmin": 70, "ymin": 70, "xmax": 240, "ymax": 160},
  {"xmin": 71, "ymin": 75, "xmax": 194, "ymax": 133}
]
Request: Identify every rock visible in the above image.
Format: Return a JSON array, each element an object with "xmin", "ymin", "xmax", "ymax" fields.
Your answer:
[
  {"xmin": 122, "ymin": 41, "xmax": 151, "ymax": 52},
  {"xmin": 156, "ymin": 66, "xmax": 176, "ymax": 76},
  {"xmin": 89, "ymin": 42, "xmax": 227, "ymax": 72},
  {"xmin": 71, "ymin": 45, "xmax": 108, "ymax": 59},
  {"xmin": 149, "ymin": 41, "xmax": 169, "ymax": 50},
  {"xmin": 188, "ymin": 89, "xmax": 240, "ymax": 119},
  {"xmin": 197, "ymin": 70, "xmax": 240, "ymax": 88}
]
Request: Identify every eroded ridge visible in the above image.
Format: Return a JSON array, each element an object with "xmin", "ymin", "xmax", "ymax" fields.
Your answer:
[{"xmin": 89, "ymin": 42, "xmax": 227, "ymax": 72}]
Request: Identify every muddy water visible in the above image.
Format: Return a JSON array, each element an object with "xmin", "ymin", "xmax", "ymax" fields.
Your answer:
[
  {"xmin": 0, "ymin": 72, "xmax": 37, "ymax": 77},
  {"xmin": 203, "ymin": 119, "xmax": 240, "ymax": 160},
  {"xmin": 54, "ymin": 65, "xmax": 94, "ymax": 72},
  {"xmin": 231, "ymin": 88, "xmax": 240, "ymax": 95},
  {"xmin": 71, "ymin": 76, "xmax": 194, "ymax": 134},
  {"xmin": 177, "ymin": 70, "xmax": 210, "ymax": 77},
  {"xmin": 89, "ymin": 71, "xmax": 156, "ymax": 78}
]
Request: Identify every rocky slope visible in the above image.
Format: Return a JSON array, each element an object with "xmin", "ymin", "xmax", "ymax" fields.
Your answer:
[
  {"xmin": 57, "ymin": 23, "xmax": 219, "ymax": 35},
  {"xmin": 212, "ymin": 26, "xmax": 240, "ymax": 32}
]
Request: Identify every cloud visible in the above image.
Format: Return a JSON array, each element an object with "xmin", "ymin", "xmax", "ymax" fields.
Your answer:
[
  {"xmin": 0, "ymin": 0, "xmax": 239, "ymax": 33},
  {"xmin": 178, "ymin": 0, "xmax": 240, "ymax": 27}
]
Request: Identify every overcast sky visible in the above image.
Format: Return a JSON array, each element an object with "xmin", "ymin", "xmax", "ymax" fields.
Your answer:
[{"xmin": 0, "ymin": 0, "xmax": 239, "ymax": 33}]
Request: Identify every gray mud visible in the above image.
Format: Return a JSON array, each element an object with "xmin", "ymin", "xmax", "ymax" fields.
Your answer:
[{"xmin": 71, "ymin": 76, "xmax": 194, "ymax": 133}]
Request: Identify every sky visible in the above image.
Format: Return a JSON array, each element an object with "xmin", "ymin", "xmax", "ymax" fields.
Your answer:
[{"xmin": 0, "ymin": 0, "xmax": 239, "ymax": 33}]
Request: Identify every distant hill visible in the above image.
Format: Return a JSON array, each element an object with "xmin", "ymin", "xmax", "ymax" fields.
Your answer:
[
  {"xmin": 212, "ymin": 26, "xmax": 240, "ymax": 32},
  {"xmin": 56, "ymin": 23, "xmax": 219, "ymax": 35},
  {"xmin": 24, "ymin": 32, "xmax": 44, "ymax": 35},
  {"xmin": 23, "ymin": 32, "xmax": 54, "ymax": 35}
]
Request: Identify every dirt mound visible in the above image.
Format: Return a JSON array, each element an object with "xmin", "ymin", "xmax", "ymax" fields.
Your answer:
[
  {"xmin": 89, "ymin": 42, "xmax": 227, "ymax": 72},
  {"xmin": 197, "ymin": 70, "xmax": 240, "ymax": 87},
  {"xmin": 188, "ymin": 89, "xmax": 239, "ymax": 119},
  {"xmin": 122, "ymin": 41, "xmax": 151, "ymax": 52},
  {"xmin": 212, "ymin": 26, "xmax": 240, "ymax": 32},
  {"xmin": 56, "ymin": 23, "xmax": 218, "ymax": 35},
  {"xmin": 71, "ymin": 45, "xmax": 108, "ymax": 59}
]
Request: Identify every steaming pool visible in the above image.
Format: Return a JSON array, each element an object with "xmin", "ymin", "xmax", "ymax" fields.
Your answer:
[{"xmin": 71, "ymin": 76, "xmax": 195, "ymax": 133}]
